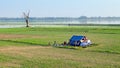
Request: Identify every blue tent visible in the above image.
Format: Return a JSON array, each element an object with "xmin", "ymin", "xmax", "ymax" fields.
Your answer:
[{"xmin": 69, "ymin": 35, "xmax": 84, "ymax": 46}]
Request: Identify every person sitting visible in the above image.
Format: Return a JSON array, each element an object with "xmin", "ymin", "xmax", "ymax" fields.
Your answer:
[
  {"xmin": 80, "ymin": 36, "xmax": 92, "ymax": 47},
  {"xmin": 63, "ymin": 41, "xmax": 67, "ymax": 45}
]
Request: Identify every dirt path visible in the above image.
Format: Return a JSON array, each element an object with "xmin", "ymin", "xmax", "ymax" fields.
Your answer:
[
  {"xmin": 0, "ymin": 46, "xmax": 51, "ymax": 51},
  {"xmin": 0, "ymin": 34, "xmax": 47, "ymax": 39}
]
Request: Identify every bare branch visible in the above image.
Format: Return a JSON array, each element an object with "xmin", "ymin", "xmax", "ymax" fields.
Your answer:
[
  {"xmin": 23, "ymin": 11, "xmax": 30, "ymax": 27},
  {"xmin": 27, "ymin": 10, "xmax": 30, "ymax": 17}
]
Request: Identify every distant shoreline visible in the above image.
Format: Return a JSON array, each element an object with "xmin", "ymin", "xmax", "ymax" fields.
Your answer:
[{"xmin": 0, "ymin": 24, "xmax": 119, "ymax": 28}]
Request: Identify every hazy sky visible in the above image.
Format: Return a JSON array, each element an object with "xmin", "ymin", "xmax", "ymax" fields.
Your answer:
[{"xmin": 0, "ymin": 0, "xmax": 120, "ymax": 17}]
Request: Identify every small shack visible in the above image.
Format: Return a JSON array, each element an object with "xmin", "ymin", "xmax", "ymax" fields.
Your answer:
[
  {"xmin": 69, "ymin": 35, "xmax": 91, "ymax": 46},
  {"xmin": 69, "ymin": 35, "xmax": 84, "ymax": 46}
]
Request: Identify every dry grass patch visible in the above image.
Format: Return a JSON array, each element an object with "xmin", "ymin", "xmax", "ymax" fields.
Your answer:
[
  {"xmin": 0, "ymin": 46, "xmax": 120, "ymax": 68},
  {"xmin": 0, "ymin": 34, "xmax": 47, "ymax": 39},
  {"xmin": 0, "ymin": 62, "xmax": 20, "ymax": 68},
  {"xmin": 0, "ymin": 46, "xmax": 51, "ymax": 58}
]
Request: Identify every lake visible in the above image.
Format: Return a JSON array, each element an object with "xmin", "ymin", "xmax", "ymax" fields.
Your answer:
[{"xmin": 0, "ymin": 21, "xmax": 120, "ymax": 28}]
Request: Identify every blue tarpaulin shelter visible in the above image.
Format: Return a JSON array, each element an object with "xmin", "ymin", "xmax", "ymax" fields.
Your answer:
[{"xmin": 69, "ymin": 35, "xmax": 84, "ymax": 46}]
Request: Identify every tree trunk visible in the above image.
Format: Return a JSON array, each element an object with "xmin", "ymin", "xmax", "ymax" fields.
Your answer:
[
  {"xmin": 23, "ymin": 11, "xmax": 30, "ymax": 27},
  {"xmin": 26, "ymin": 19, "xmax": 29, "ymax": 27}
]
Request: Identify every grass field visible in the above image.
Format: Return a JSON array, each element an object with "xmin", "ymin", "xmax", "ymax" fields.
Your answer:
[{"xmin": 0, "ymin": 26, "xmax": 120, "ymax": 68}]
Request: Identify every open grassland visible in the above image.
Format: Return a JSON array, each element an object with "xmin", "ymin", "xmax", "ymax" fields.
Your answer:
[{"xmin": 0, "ymin": 26, "xmax": 120, "ymax": 68}]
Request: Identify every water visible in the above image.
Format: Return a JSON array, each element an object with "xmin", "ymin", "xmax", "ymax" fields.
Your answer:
[
  {"xmin": 87, "ymin": 21, "xmax": 120, "ymax": 24},
  {"xmin": 0, "ymin": 21, "xmax": 119, "ymax": 28}
]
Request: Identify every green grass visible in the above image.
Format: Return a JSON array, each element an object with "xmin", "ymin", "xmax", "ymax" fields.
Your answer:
[{"xmin": 0, "ymin": 26, "xmax": 120, "ymax": 68}]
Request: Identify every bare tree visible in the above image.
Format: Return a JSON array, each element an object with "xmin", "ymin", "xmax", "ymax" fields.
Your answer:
[{"xmin": 23, "ymin": 11, "xmax": 30, "ymax": 27}]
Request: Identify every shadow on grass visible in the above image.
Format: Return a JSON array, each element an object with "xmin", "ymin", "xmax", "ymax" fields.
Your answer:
[
  {"xmin": 54, "ymin": 46, "xmax": 83, "ymax": 50},
  {"xmin": 90, "ymin": 32, "xmax": 120, "ymax": 35},
  {"xmin": 88, "ymin": 44, "xmax": 120, "ymax": 54},
  {"xmin": 0, "ymin": 40, "xmax": 48, "ymax": 46},
  {"xmin": 53, "ymin": 43, "xmax": 99, "ymax": 50},
  {"xmin": 90, "ymin": 43, "xmax": 99, "ymax": 47}
]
